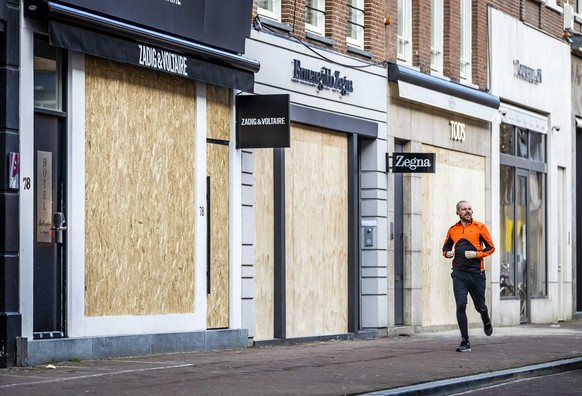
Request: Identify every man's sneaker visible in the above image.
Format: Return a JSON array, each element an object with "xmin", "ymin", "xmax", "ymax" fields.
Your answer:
[
  {"xmin": 484, "ymin": 321, "xmax": 493, "ymax": 336},
  {"xmin": 456, "ymin": 340, "xmax": 471, "ymax": 352}
]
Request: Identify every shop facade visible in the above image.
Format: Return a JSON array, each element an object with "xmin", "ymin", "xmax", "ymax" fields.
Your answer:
[
  {"xmin": 4, "ymin": 0, "xmax": 260, "ymax": 366},
  {"xmin": 243, "ymin": 26, "xmax": 388, "ymax": 341},
  {"xmin": 386, "ymin": 61, "xmax": 499, "ymax": 330},
  {"xmin": 489, "ymin": 7, "xmax": 572, "ymax": 325}
]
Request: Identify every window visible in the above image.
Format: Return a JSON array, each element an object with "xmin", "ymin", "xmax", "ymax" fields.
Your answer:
[
  {"xmin": 499, "ymin": 123, "xmax": 547, "ymax": 322},
  {"xmin": 257, "ymin": 0, "xmax": 281, "ymax": 22},
  {"xmin": 34, "ymin": 38, "xmax": 62, "ymax": 111},
  {"xmin": 397, "ymin": 0, "xmax": 412, "ymax": 63},
  {"xmin": 305, "ymin": 0, "xmax": 325, "ymax": 36},
  {"xmin": 347, "ymin": 0, "xmax": 365, "ymax": 48},
  {"xmin": 430, "ymin": 0, "xmax": 443, "ymax": 73},
  {"xmin": 460, "ymin": 0, "xmax": 472, "ymax": 82},
  {"xmin": 578, "ymin": 0, "xmax": 582, "ymax": 14}
]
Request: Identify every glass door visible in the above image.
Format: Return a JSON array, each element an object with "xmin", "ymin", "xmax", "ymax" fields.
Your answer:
[{"xmin": 516, "ymin": 172, "xmax": 529, "ymax": 323}]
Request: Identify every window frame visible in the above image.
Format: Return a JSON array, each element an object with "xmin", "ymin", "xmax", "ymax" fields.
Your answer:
[
  {"xmin": 305, "ymin": 0, "xmax": 326, "ymax": 36},
  {"xmin": 347, "ymin": 0, "xmax": 365, "ymax": 49},
  {"xmin": 397, "ymin": 0, "xmax": 412, "ymax": 63},
  {"xmin": 460, "ymin": 0, "xmax": 472, "ymax": 82},
  {"xmin": 430, "ymin": 0, "xmax": 443, "ymax": 73},
  {"xmin": 257, "ymin": 0, "xmax": 281, "ymax": 22}
]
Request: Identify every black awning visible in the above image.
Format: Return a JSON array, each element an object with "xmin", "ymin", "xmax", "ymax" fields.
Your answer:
[
  {"xmin": 49, "ymin": 20, "xmax": 255, "ymax": 92},
  {"xmin": 387, "ymin": 62, "xmax": 499, "ymax": 109}
]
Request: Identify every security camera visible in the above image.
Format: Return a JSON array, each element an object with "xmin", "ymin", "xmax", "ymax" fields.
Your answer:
[
  {"xmin": 552, "ymin": 125, "xmax": 561, "ymax": 132},
  {"xmin": 499, "ymin": 109, "xmax": 508, "ymax": 117}
]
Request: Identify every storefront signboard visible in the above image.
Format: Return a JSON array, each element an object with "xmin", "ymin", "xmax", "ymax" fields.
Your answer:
[
  {"xmin": 387, "ymin": 152, "xmax": 436, "ymax": 173},
  {"xmin": 236, "ymin": 94, "xmax": 290, "ymax": 149}
]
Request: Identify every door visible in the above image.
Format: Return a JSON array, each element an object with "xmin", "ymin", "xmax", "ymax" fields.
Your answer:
[
  {"xmin": 393, "ymin": 143, "xmax": 404, "ymax": 326},
  {"xmin": 516, "ymin": 171, "xmax": 529, "ymax": 323},
  {"xmin": 206, "ymin": 140, "xmax": 230, "ymax": 329},
  {"xmin": 33, "ymin": 113, "xmax": 66, "ymax": 339}
]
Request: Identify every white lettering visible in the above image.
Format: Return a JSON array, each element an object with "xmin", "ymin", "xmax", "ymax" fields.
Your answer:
[
  {"xmin": 394, "ymin": 155, "xmax": 432, "ymax": 170},
  {"xmin": 449, "ymin": 121, "xmax": 466, "ymax": 142},
  {"xmin": 138, "ymin": 44, "xmax": 188, "ymax": 76}
]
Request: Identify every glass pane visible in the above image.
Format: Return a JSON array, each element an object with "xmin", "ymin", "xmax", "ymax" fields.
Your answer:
[
  {"xmin": 516, "ymin": 175, "xmax": 528, "ymax": 322},
  {"xmin": 500, "ymin": 165, "xmax": 516, "ymax": 297},
  {"xmin": 529, "ymin": 132, "xmax": 545, "ymax": 162},
  {"xmin": 517, "ymin": 128, "xmax": 528, "ymax": 158},
  {"xmin": 34, "ymin": 40, "xmax": 60, "ymax": 110},
  {"xmin": 258, "ymin": 0, "xmax": 273, "ymax": 12},
  {"xmin": 500, "ymin": 123, "xmax": 514, "ymax": 155},
  {"xmin": 529, "ymin": 172, "xmax": 546, "ymax": 297}
]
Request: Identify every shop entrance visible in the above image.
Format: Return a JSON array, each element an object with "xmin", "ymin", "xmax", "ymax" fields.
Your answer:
[
  {"xmin": 206, "ymin": 140, "xmax": 230, "ymax": 329},
  {"xmin": 33, "ymin": 112, "xmax": 66, "ymax": 339}
]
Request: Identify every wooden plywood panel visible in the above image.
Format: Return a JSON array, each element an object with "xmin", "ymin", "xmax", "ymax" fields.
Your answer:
[
  {"xmin": 253, "ymin": 148, "xmax": 274, "ymax": 340},
  {"xmin": 84, "ymin": 57, "xmax": 196, "ymax": 317},
  {"xmin": 206, "ymin": 143, "xmax": 230, "ymax": 328},
  {"xmin": 206, "ymin": 84, "xmax": 231, "ymax": 142},
  {"xmin": 421, "ymin": 145, "xmax": 486, "ymax": 327},
  {"xmin": 285, "ymin": 125, "xmax": 348, "ymax": 338}
]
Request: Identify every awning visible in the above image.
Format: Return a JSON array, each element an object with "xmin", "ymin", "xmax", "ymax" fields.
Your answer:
[
  {"xmin": 388, "ymin": 62, "xmax": 500, "ymax": 121},
  {"xmin": 30, "ymin": 1, "xmax": 260, "ymax": 92}
]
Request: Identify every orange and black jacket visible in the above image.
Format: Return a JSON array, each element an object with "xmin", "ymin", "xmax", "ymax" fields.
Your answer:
[{"xmin": 442, "ymin": 220, "xmax": 495, "ymax": 273}]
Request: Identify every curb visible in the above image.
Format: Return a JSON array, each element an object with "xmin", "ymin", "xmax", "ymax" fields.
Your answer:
[{"xmin": 360, "ymin": 356, "xmax": 582, "ymax": 396}]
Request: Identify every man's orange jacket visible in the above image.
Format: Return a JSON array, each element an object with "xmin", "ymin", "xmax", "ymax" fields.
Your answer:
[{"xmin": 442, "ymin": 220, "xmax": 495, "ymax": 273}]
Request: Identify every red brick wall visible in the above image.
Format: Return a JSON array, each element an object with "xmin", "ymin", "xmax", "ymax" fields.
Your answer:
[{"xmin": 253, "ymin": 1, "xmax": 573, "ymax": 90}]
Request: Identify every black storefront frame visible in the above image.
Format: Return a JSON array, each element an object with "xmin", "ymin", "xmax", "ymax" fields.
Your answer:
[
  {"xmin": 267, "ymin": 105, "xmax": 377, "ymax": 343},
  {"xmin": 0, "ymin": 0, "xmax": 21, "ymax": 368}
]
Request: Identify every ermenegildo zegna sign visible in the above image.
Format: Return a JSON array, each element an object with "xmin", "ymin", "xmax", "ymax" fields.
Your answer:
[
  {"xmin": 386, "ymin": 152, "xmax": 436, "ymax": 173},
  {"xmin": 29, "ymin": 0, "xmax": 252, "ymax": 53},
  {"xmin": 236, "ymin": 95, "xmax": 290, "ymax": 149}
]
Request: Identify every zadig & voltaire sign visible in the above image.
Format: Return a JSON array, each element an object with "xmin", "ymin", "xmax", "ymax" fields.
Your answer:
[{"xmin": 292, "ymin": 59, "xmax": 354, "ymax": 96}]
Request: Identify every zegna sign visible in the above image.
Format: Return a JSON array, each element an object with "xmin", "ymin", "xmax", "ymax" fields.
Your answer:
[
  {"xmin": 386, "ymin": 152, "xmax": 436, "ymax": 173},
  {"xmin": 291, "ymin": 59, "xmax": 354, "ymax": 96}
]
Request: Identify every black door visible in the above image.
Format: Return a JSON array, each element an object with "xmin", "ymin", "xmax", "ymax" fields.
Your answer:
[
  {"xmin": 394, "ymin": 143, "xmax": 404, "ymax": 326},
  {"xmin": 33, "ymin": 113, "xmax": 66, "ymax": 339}
]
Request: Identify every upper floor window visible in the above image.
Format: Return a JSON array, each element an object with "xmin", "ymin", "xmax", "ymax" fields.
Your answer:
[
  {"xmin": 397, "ymin": 0, "xmax": 412, "ymax": 63},
  {"xmin": 460, "ymin": 0, "xmax": 472, "ymax": 82},
  {"xmin": 430, "ymin": 0, "xmax": 443, "ymax": 73},
  {"xmin": 347, "ymin": 0, "xmax": 365, "ymax": 48},
  {"xmin": 258, "ymin": 0, "xmax": 281, "ymax": 22},
  {"xmin": 577, "ymin": 0, "xmax": 582, "ymax": 14},
  {"xmin": 34, "ymin": 38, "xmax": 62, "ymax": 111},
  {"xmin": 305, "ymin": 0, "xmax": 325, "ymax": 36}
]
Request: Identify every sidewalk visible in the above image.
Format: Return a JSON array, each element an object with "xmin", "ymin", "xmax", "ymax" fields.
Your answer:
[{"xmin": 1, "ymin": 321, "xmax": 582, "ymax": 395}]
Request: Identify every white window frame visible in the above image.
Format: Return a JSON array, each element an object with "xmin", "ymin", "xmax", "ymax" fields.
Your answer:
[
  {"xmin": 305, "ymin": 0, "xmax": 325, "ymax": 36},
  {"xmin": 460, "ymin": 0, "xmax": 472, "ymax": 82},
  {"xmin": 576, "ymin": 0, "xmax": 582, "ymax": 15},
  {"xmin": 397, "ymin": 0, "xmax": 412, "ymax": 64},
  {"xmin": 430, "ymin": 0, "xmax": 443, "ymax": 73},
  {"xmin": 257, "ymin": 0, "xmax": 281, "ymax": 22},
  {"xmin": 347, "ymin": 0, "xmax": 365, "ymax": 49}
]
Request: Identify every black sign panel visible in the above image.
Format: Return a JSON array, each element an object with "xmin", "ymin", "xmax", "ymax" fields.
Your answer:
[
  {"xmin": 388, "ymin": 152, "xmax": 436, "ymax": 173},
  {"xmin": 50, "ymin": 0, "xmax": 252, "ymax": 53},
  {"xmin": 236, "ymin": 95, "xmax": 290, "ymax": 149},
  {"xmin": 49, "ymin": 21, "xmax": 255, "ymax": 91}
]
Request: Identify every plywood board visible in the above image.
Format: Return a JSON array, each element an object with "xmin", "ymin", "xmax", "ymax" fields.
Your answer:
[
  {"xmin": 421, "ymin": 145, "xmax": 485, "ymax": 327},
  {"xmin": 253, "ymin": 148, "xmax": 274, "ymax": 340},
  {"xmin": 206, "ymin": 84, "xmax": 231, "ymax": 142},
  {"xmin": 285, "ymin": 125, "xmax": 348, "ymax": 338},
  {"xmin": 84, "ymin": 57, "xmax": 196, "ymax": 317},
  {"xmin": 206, "ymin": 143, "xmax": 230, "ymax": 329}
]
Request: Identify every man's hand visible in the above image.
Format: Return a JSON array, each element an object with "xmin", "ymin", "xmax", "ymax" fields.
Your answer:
[
  {"xmin": 445, "ymin": 251, "xmax": 454, "ymax": 258},
  {"xmin": 465, "ymin": 251, "xmax": 477, "ymax": 259}
]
